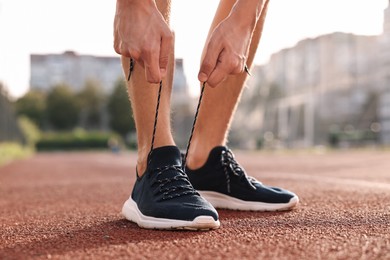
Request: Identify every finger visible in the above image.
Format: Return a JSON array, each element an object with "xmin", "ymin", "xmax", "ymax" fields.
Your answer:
[
  {"xmin": 113, "ymin": 31, "xmax": 121, "ymax": 55},
  {"xmin": 129, "ymin": 50, "xmax": 141, "ymax": 63},
  {"xmin": 198, "ymin": 41, "xmax": 221, "ymax": 82},
  {"xmin": 113, "ymin": 21, "xmax": 121, "ymax": 55},
  {"xmin": 119, "ymin": 42, "xmax": 131, "ymax": 57},
  {"xmin": 159, "ymin": 30, "xmax": 174, "ymax": 78},
  {"xmin": 143, "ymin": 46, "xmax": 161, "ymax": 83},
  {"xmin": 135, "ymin": 59, "xmax": 144, "ymax": 68},
  {"xmin": 230, "ymin": 59, "xmax": 246, "ymax": 75},
  {"xmin": 207, "ymin": 64, "xmax": 228, "ymax": 88},
  {"xmin": 114, "ymin": 41, "xmax": 121, "ymax": 55}
]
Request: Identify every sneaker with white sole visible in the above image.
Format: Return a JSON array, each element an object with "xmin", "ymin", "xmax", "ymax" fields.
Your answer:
[
  {"xmin": 185, "ymin": 146, "xmax": 299, "ymax": 211},
  {"xmin": 122, "ymin": 145, "xmax": 220, "ymax": 230}
]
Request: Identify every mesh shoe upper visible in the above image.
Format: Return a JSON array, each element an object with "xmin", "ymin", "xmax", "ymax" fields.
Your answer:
[
  {"xmin": 185, "ymin": 146, "xmax": 297, "ymax": 204},
  {"xmin": 131, "ymin": 146, "xmax": 219, "ymax": 221}
]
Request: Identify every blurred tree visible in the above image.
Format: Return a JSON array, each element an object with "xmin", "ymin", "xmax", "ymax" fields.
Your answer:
[
  {"xmin": 46, "ymin": 84, "xmax": 80, "ymax": 130},
  {"xmin": 18, "ymin": 116, "xmax": 41, "ymax": 148},
  {"xmin": 15, "ymin": 90, "xmax": 46, "ymax": 128},
  {"xmin": 0, "ymin": 82, "xmax": 24, "ymax": 143},
  {"xmin": 77, "ymin": 79, "xmax": 105, "ymax": 129},
  {"xmin": 107, "ymin": 79, "xmax": 135, "ymax": 137}
]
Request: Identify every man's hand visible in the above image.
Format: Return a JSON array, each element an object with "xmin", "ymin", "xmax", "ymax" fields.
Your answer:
[
  {"xmin": 198, "ymin": 0, "xmax": 264, "ymax": 87},
  {"xmin": 114, "ymin": 0, "xmax": 173, "ymax": 83},
  {"xmin": 198, "ymin": 18, "xmax": 252, "ymax": 88}
]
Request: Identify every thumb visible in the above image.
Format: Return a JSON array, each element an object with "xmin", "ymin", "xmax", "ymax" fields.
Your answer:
[
  {"xmin": 159, "ymin": 30, "xmax": 174, "ymax": 77},
  {"xmin": 198, "ymin": 42, "xmax": 220, "ymax": 82}
]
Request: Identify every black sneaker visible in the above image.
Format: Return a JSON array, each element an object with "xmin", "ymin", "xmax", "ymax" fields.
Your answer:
[
  {"xmin": 122, "ymin": 146, "xmax": 220, "ymax": 230},
  {"xmin": 185, "ymin": 146, "xmax": 299, "ymax": 211}
]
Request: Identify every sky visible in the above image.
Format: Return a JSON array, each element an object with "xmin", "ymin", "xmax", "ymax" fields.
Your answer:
[{"xmin": 0, "ymin": 0, "xmax": 389, "ymax": 98}]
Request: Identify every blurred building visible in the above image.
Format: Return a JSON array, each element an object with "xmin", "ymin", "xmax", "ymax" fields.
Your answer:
[
  {"xmin": 233, "ymin": 1, "xmax": 390, "ymax": 148},
  {"xmin": 30, "ymin": 52, "xmax": 192, "ymax": 95},
  {"xmin": 172, "ymin": 59, "xmax": 190, "ymax": 105},
  {"xmin": 30, "ymin": 51, "xmax": 123, "ymax": 93},
  {"xmin": 171, "ymin": 59, "xmax": 198, "ymax": 149}
]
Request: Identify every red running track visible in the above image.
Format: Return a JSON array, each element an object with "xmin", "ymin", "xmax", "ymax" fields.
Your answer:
[{"xmin": 1, "ymin": 150, "xmax": 390, "ymax": 259}]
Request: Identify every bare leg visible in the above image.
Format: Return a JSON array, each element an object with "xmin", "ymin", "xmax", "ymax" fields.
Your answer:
[
  {"xmin": 122, "ymin": 0, "xmax": 175, "ymax": 175},
  {"xmin": 187, "ymin": 0, "xmax": 270, "ymax": 169}
]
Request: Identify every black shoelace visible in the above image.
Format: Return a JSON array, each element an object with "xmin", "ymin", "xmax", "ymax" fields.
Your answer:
[
  {"xmin": 150, "ymin": 165, "xmax": 198, "ymax": 201},
  {"xmin": 127, "ymin": 59, "xmax": 203, "ymax": 201},
  {"xmin": 220, "ymin": 149, "xmax": 257, "ymax": 193}
]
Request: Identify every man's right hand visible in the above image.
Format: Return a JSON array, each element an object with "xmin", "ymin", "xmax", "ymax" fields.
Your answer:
[{"xmin": 114, "ymin": 0, "xmax": 173, "ymax": 83}]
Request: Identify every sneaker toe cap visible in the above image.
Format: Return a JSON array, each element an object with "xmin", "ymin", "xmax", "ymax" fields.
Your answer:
[
  {"xmin": 248, "ymin": 183, "xmax": 297, "ymax": 203},
  {"xmin": 268, "ymin": 186, "xmax": 298, "ymax": 202}
]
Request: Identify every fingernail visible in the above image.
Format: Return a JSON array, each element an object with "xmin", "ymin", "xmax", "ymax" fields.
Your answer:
[
  {"xmin": 198, "ymin": 72, "xmax": 208, "ymax": 82},
  {"xmin": 160, "ymin": 68, "xmax": 166, "ymax": 76}
]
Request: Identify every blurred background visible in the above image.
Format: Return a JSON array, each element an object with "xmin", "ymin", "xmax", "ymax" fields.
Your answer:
[{"xmin": 1, "ymin": 0, "xmax": 389, "ymax": 165}]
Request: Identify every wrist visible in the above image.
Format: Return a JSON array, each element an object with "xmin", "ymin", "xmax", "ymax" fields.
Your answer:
[
  {"xmin": 117, "ymin": 0, "xmax": 154, "ymax": 4},
  {"xmin": 116, "ymin": 0, "xmax": 155, "ymax": 10},
  {"xmin": 230, "ymin": 0, "xmax": 264, "ymax": 29}
]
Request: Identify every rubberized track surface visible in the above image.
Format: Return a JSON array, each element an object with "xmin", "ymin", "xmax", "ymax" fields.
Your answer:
[{"xmin": 1, "ymin": 150, "xmax": 390, "ymax": 259}]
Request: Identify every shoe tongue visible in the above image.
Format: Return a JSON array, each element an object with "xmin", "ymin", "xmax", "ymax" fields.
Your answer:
[
  {"xmin": 148, "ymin": 146, "xmax": 182, "ymax": 170},
  {"xmin": 208, "ymin": 146, "xmax": 228, "ymax": 162}
]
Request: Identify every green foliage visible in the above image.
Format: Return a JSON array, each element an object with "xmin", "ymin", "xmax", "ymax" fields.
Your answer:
[
  {"xmin": 107, "ymin": 79, "xmax": 135, "ymax": 137},
  {"xmin": 11, "ymin": 79, "xmax": 135, "ymax": 139},
  {"xmin": 1, "ymin": 83, "xmax": 25, "ymax": 143},
  {"xmin": 77, "ymin": 80, "xmax": 105, "ymax": 129},
  {"xmin": 328, "ymin": 129, "xmax": 378, "ymax": 147},
  {"xmin": 18, "ymin": 116, "xmax": 41, "ymax": 148},
  {"xmin": 0, "ymin": 142, "xmax": 33, "ymax": 166},
  {"xmin": 46, "ymin": 84, "xmax": 80, "ymax": 130},
  {"xmin": 36, "ymin": 129, "xmax": 123, "ymax": 151},
  {"xmin": 15, "ymin": 90, "xmax": 46, "ymax": 127}
]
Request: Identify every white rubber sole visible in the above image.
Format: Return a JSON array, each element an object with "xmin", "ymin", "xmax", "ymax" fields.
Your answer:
[
  {"xmin": 198, "ymin": 191, "xmax": 299, "ymax": 211},
  {"xmin": 121, "ymin": 198, "xmax": 220, "ymax": 230}
]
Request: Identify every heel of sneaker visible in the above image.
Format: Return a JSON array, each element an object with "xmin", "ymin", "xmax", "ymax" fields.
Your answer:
[{"xmin": 122, "ymin": 198, "xmax": 139, "ymax": 223}]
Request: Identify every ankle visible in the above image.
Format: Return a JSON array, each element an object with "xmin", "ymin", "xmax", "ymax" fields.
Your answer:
[
  {"xmin": 186, "ymin": 147, "xmax": 212, "ymax": 170},
  {"xmin": 136, "ymin": 153, "xmax": 148, "ymax": 177},
  {"xmin": 136, "ymin": 144, "xmax": 152, "ymax": 176},
  {"xmin": 136, "ymin": 134, "xmax": 175, "ymax": 177},
  {"xmin": 136, "ymin": 142, "xmax": 177, "ymax": 176}
]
